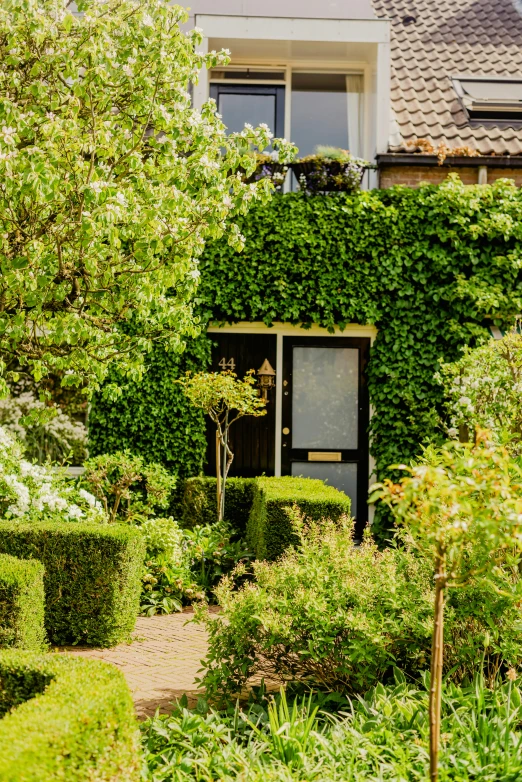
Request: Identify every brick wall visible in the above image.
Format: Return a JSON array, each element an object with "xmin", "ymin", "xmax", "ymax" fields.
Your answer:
[{"xmin": 379, "ymin": 166, "xmax": 522, "ymax": 189}]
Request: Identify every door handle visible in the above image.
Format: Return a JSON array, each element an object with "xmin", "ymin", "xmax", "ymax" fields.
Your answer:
[{"xmin": 282, "ymin": 427, "xmax": 290, "ymax": 435}]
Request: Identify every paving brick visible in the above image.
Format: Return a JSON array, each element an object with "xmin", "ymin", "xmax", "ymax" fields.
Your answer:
[{"xmin": 60, "ymin": 610, "xmax": 211, "ymax": 718}]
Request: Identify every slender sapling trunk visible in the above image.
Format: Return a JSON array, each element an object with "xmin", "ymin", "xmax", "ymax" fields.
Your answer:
[{"xmin": 429, "ymin": 550, "xmax": 446, "ymax": 782}]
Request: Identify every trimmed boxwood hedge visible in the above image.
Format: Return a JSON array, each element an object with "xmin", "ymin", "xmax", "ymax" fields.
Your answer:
[
  {"xmin": 0, "ymin": 555, "xmax": 46, "ymax": 651},
  {"xmin": 0, "ymin": 650, "xmax": 140, "ymax": 780},
  {"xmin": 0, "ymin": 522, "xmax": 145, "ymax": 647},
  {"xmin": 182, "ymin": 476, "xmax": 255, "ymax": 533},
  {"xmin": 246, "ymin": 476, "xmax": 352, "ymax": 561}
]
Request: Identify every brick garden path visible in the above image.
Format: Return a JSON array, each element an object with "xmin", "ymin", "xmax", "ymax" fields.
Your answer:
[{"xmin": 63, "ymin": 608, "xmax": 212, "ymax": 719}]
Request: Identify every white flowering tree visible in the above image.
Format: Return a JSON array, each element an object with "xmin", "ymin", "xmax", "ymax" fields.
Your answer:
[
  {"xmin": 0, "ymin": 0, "xmax": 295, "ymax": 397},
  {"xmin": 440, "ymin": 328, "xmax": 522, "ymax": 453}
]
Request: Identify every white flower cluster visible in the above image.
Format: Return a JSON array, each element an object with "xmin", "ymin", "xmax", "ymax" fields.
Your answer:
[{"xmin": 0, "ymin": 426, "xmax": 105, "ymax": 523}]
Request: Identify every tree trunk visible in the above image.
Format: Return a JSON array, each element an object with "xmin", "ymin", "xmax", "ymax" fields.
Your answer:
[
  {"xmin": 219, "ymin": 412, "xmax": 229, "ymax": 522},
  {"xmin": 429, "ymin": 552, "xmax": 446, "ymax": 782},
  {"xmin": 215, "ymin": 428, "xmax": 222, "ymax": 522}
]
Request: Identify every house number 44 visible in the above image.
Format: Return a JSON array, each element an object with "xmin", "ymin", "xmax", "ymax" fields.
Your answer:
[{"xmin": 218, "ymin": 357, "xmax": 236, "ymax": 371}]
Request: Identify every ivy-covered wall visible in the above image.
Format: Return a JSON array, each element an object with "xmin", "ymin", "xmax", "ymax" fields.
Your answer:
[{"xmin": 89, "ymin": 177, "xmax": 522, "ymax": 535}]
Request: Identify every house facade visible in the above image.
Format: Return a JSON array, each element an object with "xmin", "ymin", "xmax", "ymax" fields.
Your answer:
[
  {"xmin": 90, "ymin": 2, "xmax": 522, "ymax": 534},
  {"xmin": 180, "ymin": 0, "xmax": 522, "ymax": 526}
]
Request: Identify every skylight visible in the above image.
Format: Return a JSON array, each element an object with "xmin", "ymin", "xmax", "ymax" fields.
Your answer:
[{"xmin": 453, "ymin": 77, "xmax": 522, "ymax": 120}]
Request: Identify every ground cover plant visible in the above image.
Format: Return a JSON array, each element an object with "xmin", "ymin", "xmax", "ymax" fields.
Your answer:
[
  {"xmin": 140, "ymin": 516, "xmax": 251, "ymax": 616},
  {"xmin": 141, "ymin": 674, "xmax": 522, "ymax": 781}
]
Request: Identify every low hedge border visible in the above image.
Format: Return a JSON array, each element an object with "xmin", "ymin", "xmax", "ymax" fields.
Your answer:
[
  {"xmin": 0, "ymin": 522, "xmax": 145, "ymax": 647},
  {"xmin": 0, "ymin": 555, "xmax": 46, "ymax": 651},
  {"xmin": 0, "ymin": 650, "xmax": 140, "ymax": 781},
  {"xmin": 246, "ymin": 476, "xmax": 352, "ymax": 561},
  {"xmin": 182, "ymin": 476, "xmax": 255, "ymax": 532}
]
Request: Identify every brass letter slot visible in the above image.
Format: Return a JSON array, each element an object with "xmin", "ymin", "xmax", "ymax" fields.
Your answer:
[{"xmin": 308, "ymin": 452, "xmax": 342, "ymax": 462}]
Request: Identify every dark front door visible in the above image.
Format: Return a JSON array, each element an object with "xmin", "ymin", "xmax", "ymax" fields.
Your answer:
[
  {"xmin": 206, "ymin": 332, "xmax": 277, "ymax": 478},
  {"xmin": 281, "ymin": 336, "xmax": 370, "ymax": 534}
]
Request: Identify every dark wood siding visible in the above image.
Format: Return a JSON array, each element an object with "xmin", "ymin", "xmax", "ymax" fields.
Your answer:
[{"xmin": 205, "ymin": 332, "xmax": 277, "ymax": 477}]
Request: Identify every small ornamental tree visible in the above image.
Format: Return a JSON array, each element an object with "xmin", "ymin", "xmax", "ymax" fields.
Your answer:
[
  {"xmin": 440, "ymin": 327, "xmax": 522, "ymax": 453},
  {"xmin": 180, "ymin": 371, "xmax": 266, "ymax": 521},
  {"xmin": 372, "ymin": 434, "xmax": 522, "ymax": 782},
  {"xmin": 0, "ymin": 0, "xmax": 295, "ymax": 397}
]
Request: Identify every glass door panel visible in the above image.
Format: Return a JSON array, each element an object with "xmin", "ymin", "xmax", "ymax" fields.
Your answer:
[{"xmin": 292, "ymin": 347, "xmax": 358, "ymax": 449}]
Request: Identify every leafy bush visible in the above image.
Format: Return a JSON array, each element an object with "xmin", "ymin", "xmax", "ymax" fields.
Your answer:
[
  {"xmin": 0, "ymin": 554, "xmax": 46, "ymax": 650},
  {"xmin": 198, "ymin": 513, "xmax": 522, "ymax": 701},
  {"xmin": 82, "ymin": 451, "xmax": 176, "ymax": 523},
  {"xmin": 140, "ymin": 518, "xmax": 251, "ymax": 617},
  {"xmin": 440, "ymin": 329, "xmax": 522, "ymax": 453},
  {"xmin": 182, "ymin": 476, "xmax": 255, "ymax": 532},
  {"xmin": 0, "ymin": 391, "xmax": 88, "ymax": 464},
  {"xmin": 0, "ymin": 651, "xmax": 140, "ymax": 780},
  {"xmin": 246, "ymin": 476, "xmax": 351, "ymax": 561},
  {"xmin": 141, "ymin": 674, "xmax": 522, "ymax": 781},
  {"xmin": 0, "ymin": 425, "xmax": 104, "ymax": 523},
  {"xmin": 140, "ymin": 517, "xmax": 183, "ymax": 561},
  {"xmin": 0, "ymin": 522, "xmax": 145, "ymax": 646}
]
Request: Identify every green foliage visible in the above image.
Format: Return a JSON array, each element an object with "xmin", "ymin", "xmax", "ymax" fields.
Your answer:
[
  {"xmin": 89, "ymin": 336, "xmax": 211, "ymax": 482},
  {"xmin": 140, "ymin": 518, "xmax": 251, "ymax": 616},
  {"xmin": 198, "ymin": 514, "xmax": 522, "ymax": 702},
  {"xmin": 180, "ymin": 370, "xmax": 266, "ymax": 520},
  {"xmin": 0, "ymin": 554, "xmax": 46, "ymax": 650},
  {"xmin": 179, "ymin": 371, "xmax": 267, "ymax": 422},
  {"xmin": 0, "ymin": 651, "xmax": 140, "ymax": 780},
  {"xmin": 90, "ymin": 178, "xmax": 522, "ymax": 539},
  {"xmin": 141, "ymin": 675, "xmax": 522, "ymax": 781},
  {"xmin": 0, "ymin": 521, "xmax": 145, "ymax": 646},
  {"xmin": 0, "ymin": 0, "xmax": 295, "ymax": 394},
  {"xmin": 182, "ymin": 476, "xmax": 255, "ymax": 532},
  {"xmin": 373, "ymin": 436, "xmax": 522, "ymax": 591},
  {"xmin": 246, "ymin": 476, "xmax": 351, "ymax": 561},
  {"xmin": 82, "ymin": 451, "xmax": 176, "ymax": 523},
  {"xmin": 440, "ymin": 329, "xmax": 522, "ymax": 453}
]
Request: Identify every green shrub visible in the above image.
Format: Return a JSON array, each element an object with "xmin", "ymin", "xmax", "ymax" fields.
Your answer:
[
  {"xmin": 182, "ymin": 476, "xmax": 255, "ymax": 533},
  {"xmin": 199, "ymin": 514, "xmax": 522, "ymax": 701},
  {"xmin": 0, "ymin": 522, "xmax": 145, "ymax": 647},
  {"xmin": 0, "ymin": 650, "xmax": 140, "ymax": 780},
  {"xmin": 246, "ymin": 476, "xmax": 351, "ymax": 561},
  {"xmin": 0, "ymin": 555, "xmax": 46, "ymax": 651}
]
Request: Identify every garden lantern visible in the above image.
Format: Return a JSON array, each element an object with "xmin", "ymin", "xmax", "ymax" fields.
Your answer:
[{"xmin": 257, "ymin": 359, "xmax": 276, "ymax": 401}]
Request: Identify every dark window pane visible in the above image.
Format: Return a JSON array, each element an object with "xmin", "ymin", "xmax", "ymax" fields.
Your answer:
[
  {"xmin": 218, "ymin": 92, "xmax": 276, "ymax": 134},
  {"xmin": 291, "ymin": 72, "xmax": 348, "ymax": 157}
]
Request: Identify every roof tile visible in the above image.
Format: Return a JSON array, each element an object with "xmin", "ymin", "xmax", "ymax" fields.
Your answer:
[{"xmin": 372, "ymin": 0, "xmax": 522, "ymax": 154}]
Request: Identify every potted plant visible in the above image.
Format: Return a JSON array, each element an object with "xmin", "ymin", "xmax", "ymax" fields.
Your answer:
[
  {"xmin": 290, "ymin": 146, "xmax": 370, "ymax": 193},
  {"xmin": 242, "ymin": 152, "xmax": 288, "ymax": 191}
]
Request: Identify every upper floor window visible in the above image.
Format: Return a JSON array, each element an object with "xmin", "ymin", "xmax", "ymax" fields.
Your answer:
[
  {"xmin": 209, "ymin": 67, "xmax": 363, "ymax": 158},
  {"xmin": 210, "ymin": 82, "xmax": 285, "ymax": 138}
]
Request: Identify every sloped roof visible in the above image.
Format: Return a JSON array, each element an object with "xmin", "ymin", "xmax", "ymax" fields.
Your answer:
[{"xmin": 372, "ymin": 0, "xmax": 522, "ymax": 155}]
